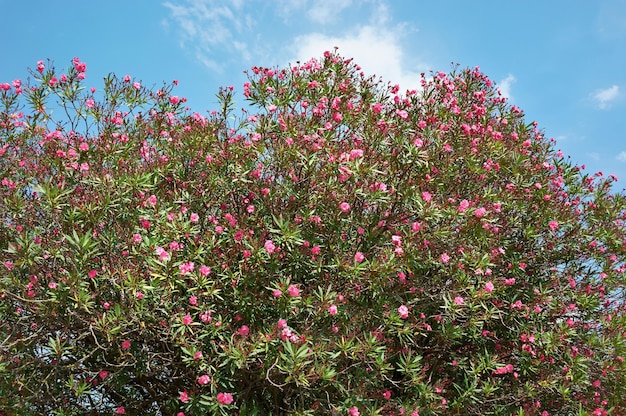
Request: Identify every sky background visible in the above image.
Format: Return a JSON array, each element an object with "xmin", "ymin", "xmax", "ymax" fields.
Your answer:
[{"xmin": 1, "ymin": 0, "xmax": 625, "ymax": 188}]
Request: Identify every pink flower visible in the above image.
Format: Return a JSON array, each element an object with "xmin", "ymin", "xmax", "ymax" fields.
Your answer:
[
  {"xmin": 421, "ymin": 192, "xmax": 432, "ymax": 202},
  {"xmin": 272, "ymin": 289, "xmax": 282, "ymax": 297},
  {"xmin": 485, "ymin": 281, "xmax": 494, "ymax": 293},
  {"xmin": 398, "ymin": 304, "xmax": 409, "ymax": 319},
  {"xmin": 179, "ymin": 390, "xmax": 189, "ymax": 403},
  {"xmin": 179, "ymin": 261, "xmax": 195, "ymax": 275},
  {"xmin": 183, "ymin": 315, "xmax": 193, "ymax": 325},
  {"xmin": 217, "ymin": 392, "xmax": 233, "ymax": 405},
  {"xmin": 4, "ymin": 261, "xmax": 13, "ymax": 270},
  {"xmin": 135, "ymin": 291, "xmax": 144, "ymax": 299},
  {"xmin": 99, "ymin": 370, "xmax": 108, "ymax": 380},
  {"xmin": 190, "ymin": 213, "xmax": 199, "ymax": 223},
  {"xmin": 311, "ymin": 245, "xmax": 321, "ymax": 255},
  {"xmin": 132, "ymin": 233, "xmax": 142, "ymax": 244},
  {"xmin": 264, "ymin": 240, "xmax": 276, "ymax": 254},
  {"xmin": 115, "ymin": 406, "xmax": 126, "ymax": 414},
  {"xmin": 48, "ymin": 282, "xmax": 57, "ymax": 289},
  {"xmin": 382, "ymin": 389, "xmax": 392, "ymax": 399},
  {"xmin": 396, "ymin": 109, "xmax": 408, "ymax": 119},
  {"xmin": 339, "ymin": 202, "xmax": 351, "ymax": 213},
  {"xmin": 348, "ymin": 407, "xmax": 361, "ymax": 416},
  {"xmin": 121, "ymin": 340, "xmax": 131, "ymax": 350},
  {"xmin": 287, "ymin": 285, "xmax": 300, "ymax": 297},
  {"xmin": 454, "ymin": 296, "xmax": 464, "ymax": 305},
  {"xmin": 199, "ymin": 265, "xmax": 211, "ymax": 276},
  {"xmin": 88, "ymin": 269, "xmax": 98, "ymax": 279},
  {"xmin": 237, "ymin": 325, "xmax": 249, "ymax": 336},
  {"xmin": 459, "ymin": 199, "xmax": 470, "ymax": 213},
  {"xmin": 169, "ymin": 96, "xmax": 180, "ymax": 105},
  {"xmin": 328, "ymin": 304, "xmax": 338, "ymax": 315},
  {"xmin": 440, "ymin": 253, "xmax": 450, "ymax": 263},
  {"xmin": 193, "ymin": 351, "xmax": 203, "ymax": 360},
  {"xmin": 549, "ymin": 220, "xmax": 559, "ymax": 231},
  {"xmin": 354, "ymin": 252, "xmax": 365, "ymax": 263},
  {"xmin": 474, "ymin": 207, "xmax": 487, "ymax": 218},
  {"xmin": 197, "ymin": 374, "xmax": 210, "ymax": 385}
]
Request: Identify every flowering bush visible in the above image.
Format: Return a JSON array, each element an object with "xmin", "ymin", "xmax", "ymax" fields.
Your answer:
[{"xmin": 1, "ymin": 51, "xmax": 626, "ymax": 415}]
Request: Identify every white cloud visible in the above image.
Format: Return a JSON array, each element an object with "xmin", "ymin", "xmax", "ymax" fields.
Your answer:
[
  {"xmin": 617, "ymin": 151, "xmax": 626, "ymax": 162},
  {"xmin": 497, "ymin": 74, "xmax": 516, "ymax": 100},
  {"xmin": 288, "ymin": 24, "xmax": 427, "ymax": 92},
  {"xmin": 592, "ymin": 85, "xmax": 620, "ymax": 109}
]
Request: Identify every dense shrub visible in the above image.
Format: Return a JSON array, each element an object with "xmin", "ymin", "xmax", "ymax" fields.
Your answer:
[{"xmin": 1, "ymin": 51, "xmax": 626, "ymax": 415}]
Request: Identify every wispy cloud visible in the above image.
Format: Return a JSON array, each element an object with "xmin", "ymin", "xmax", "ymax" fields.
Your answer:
[
  {"xmin": 592, "ymin": 85, "xmax": 620, "ymax": 109},
  {"xmin": 307, "ymin": 0, "xmax": 353, "ymax": 24},
  {"xmin": 162, "ymin": 0, "xmax": 253, "ymax": 71},
  {"xmin": 617, "ymin": 151, "xmax": 626, "ymax": 162},
  {"xmin": 497, "ymin": 74, "xmax": 516, "ymax": 100}
]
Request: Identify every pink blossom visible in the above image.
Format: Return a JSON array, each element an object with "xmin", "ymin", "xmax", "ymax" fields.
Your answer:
[
  {"xmin": 115, "ymin": 406, "xmax": 126, "ymax": 414},
  {"xmin": 216, "ymin": 392, "xmax": 233, "ymax": 405},
  {"xmin": 328, "ymin": 304, "xmax": 338, "ymax": 315},
  {"xmin": 169, "ymin": 96, "xmax": 180, "ymax": 105},
  {"xmin": 88, "ymin": 269, "xmax": 97, "ymax": 279},
  {"xmin": 132, "ymin": 233, "xmax": 142, "ymax": 244},
  {"xmin": 485, "ymin": 281, "xmax": 494, "ymax": 293},
  {"xmin": 99, "ymin": 370, "xmax": 108, "ymax": 380},
  {"xmin": 339, "ymin": 202, "xmax": 351, "ymax": 213},
  {"xmin": 272, "ymin": 289, "xmax": 282, "ymax": 297},
  {"xmin": 348, "ymin": 406, "xmax": 361, "ymax": 416},
  {"xmin": 48, "ymin": 282, "xmax": 57, "ymax": 289},
  {"xmin": 396, "ymin": 109, "xmax": 408, "ymax": 119},
  {"xmin": 398, "ymin": 304, "xmax": 409, "ymax": 319},
  {"xmin": 238, "ymin": 325, "xmax": 250, "ymax": 336},
  {"xmin": 354, "ymin": 252, "xmax": 365, "ymax": 263},
  {"xmin": 135, "ymin": 291, "xmax": 144, "ymax": 299},
  {"xmin": 264, "ymin": 240, "xmax": 276, "ymax": 254},
  {"xmin": 182, "ymin": 315, "xmax": 193, "ymax": 325},
  {"xmin": 199, "ymin": 265, "xmax": 211, "ymax": 276},
  {"xmin": 440, "ymin": 253, "xmax": 450, "ymax": 263},
  {"xmin": 382, "ymin": 389, "xmax": 392, "ymax": 399},
  {"xmin": 287, "ymin": 284, "xmax": 300, "ymax": 297},
  {"xmin": 474, "ymin": 207, "xmax": 486, "ymax": 218},
  {"xmin": 421, "ymin": 192, "xmax": 432, "ymax": 202},
  {"xmin": 121, "ymin": 340, "xmax": 131, "ymax": 350},
  {"xmin": 311, "ymin": 245, "xmax": 321, "ymax": 255},
  {"xmin": 179, "ymin": 390, "xmax": 189, "ymax": 403},
  {"xmin": 179, "ymin": 261, "xmax": 195, "ymax": 275},
  {"xmin": 190, "ymin": 213, "xmax": 199, "ymax": 222},
  {"xmin": 4, "ymin": 261, "xmax": 13, "ymax": 270},
  {"xmin": 454, "ymin": 296, "xmax": 464, "ymax": 305},
  {"xmin": 548, "ymin": 220, "xmax": 559, "ymax": 231},
  {"xmin": 197, "ymin": 374, "xmax": 210, "ymax": 385},
  {"xmin": 411, "ymin": 222, "xmax": 421, "ymax": 232},
  {"xmin": 277, "ymin": 319, "xmax": 287, "ymax": 329},
  {"xmin": 189, "ymin": 296, "xmax": 198, "ymax": 306},
  {"xmin": 459, "ymin": 199, "xmax": 470, "ymax": 213}
]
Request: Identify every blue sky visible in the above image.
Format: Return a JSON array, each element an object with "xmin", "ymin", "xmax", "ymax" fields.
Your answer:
[{"xmin": 1, "ymin": 0, "xmax": 625, "ymax": 188}]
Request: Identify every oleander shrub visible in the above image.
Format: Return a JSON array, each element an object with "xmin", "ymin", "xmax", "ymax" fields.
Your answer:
[{"xmin": 1, "ymin": 51, "xmax": 626, "ymax": 415}]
